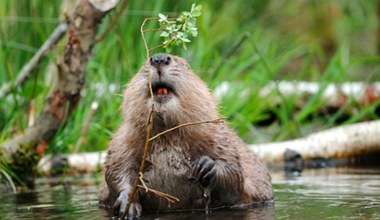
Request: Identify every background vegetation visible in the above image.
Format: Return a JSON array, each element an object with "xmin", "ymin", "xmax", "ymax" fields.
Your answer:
[{"xmin": 0, "ymin": 0, "xmax": 379, "ymax": 155}]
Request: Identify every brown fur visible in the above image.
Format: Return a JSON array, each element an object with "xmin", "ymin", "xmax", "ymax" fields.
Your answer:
[{"xmin": 99, "ymin": 54, "xmax": 273, "ymax": 216}]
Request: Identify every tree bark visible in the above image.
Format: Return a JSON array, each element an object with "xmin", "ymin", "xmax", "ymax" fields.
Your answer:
[{"xmin": 0, "ymin": 0, "xmax": 118, "ymax": 186}]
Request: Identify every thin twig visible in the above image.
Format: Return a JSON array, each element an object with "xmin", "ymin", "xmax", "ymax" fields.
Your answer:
[
  {"xmin": 137, "ymin": 171, "xmax": 180, "ymax": 204},
  {"xmin": 95, "ymin": 0, "xmax": 129, "ymax": 43},
  {"xmin": 141, "ymin": 17, "xmax": 182, "ymax": 53},
  {"xmin": 122, "ymin": 17, "xmax": 156, "ymax": 220},
  {"xmin": 0, "ymin": 22, "xmax": 68, "ymax": 99},
  {"xmin": 143, "ymin": 28, "xmax": 163, "ymax": 33},
  {"xmin": 138, "ymin": 172, "xmax": 148, "ymax": 193},
  {"xmin": 123, "ymin": 104, "xmax": 154, "ymax": 220},
  {"xmin": 140, "ymin": 18, "xmax": 154, "ymax": 64},
  {"xmin": 142, "ymin": 17, "xmax": 178, "ymax": 33},
  {"xmin": 138, "ymin": 106, "xmax": 154, "ymax": 175},
  {"xmin": 137, "ymin": 172, "xmax": 179, "ymax": 203},
  {"xmin": 148, "ymin": 37, "xmax": 175, "ymax": 53},
  {"xmin": 149, "ymin": 118, "xmax": 225, "ymax": 142},
  {"xmin": 137, "ymin": 185, "xmax": 180, "ymax": 203}
]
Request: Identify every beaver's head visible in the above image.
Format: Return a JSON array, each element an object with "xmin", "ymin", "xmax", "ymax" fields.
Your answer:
[
  {"xmin": 148, "ymin": 53, "xmax": 185, "ymax": 105},
  {"xmin": 122, "ymin": 54, "xmax": 219, "ymax": 131}
]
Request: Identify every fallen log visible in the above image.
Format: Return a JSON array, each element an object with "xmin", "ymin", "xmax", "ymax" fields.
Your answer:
[
  {"xmin": 38, "ymin": 151, "xmax": 106, "ymax": 176},
  {"xmin": 249, "ymin": 120, "xmax": 380, "ymax": 163},
  {"xmin": 215, "ymin": 81, "xmax": 380, "ymax": 107},
  {"xmin": 37, "ymin": 120, "xmax": 380, "ymax": 175}
]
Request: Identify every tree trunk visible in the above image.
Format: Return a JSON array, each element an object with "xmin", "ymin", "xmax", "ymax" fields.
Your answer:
[{"xmin": 0, "ymin": 0, "xmax": 119, "ymax": 186}]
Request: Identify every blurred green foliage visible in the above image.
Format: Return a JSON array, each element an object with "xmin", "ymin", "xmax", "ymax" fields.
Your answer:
[{"xmin": 0, "ymin": 0, "xmax": 379, "ymax": 153}]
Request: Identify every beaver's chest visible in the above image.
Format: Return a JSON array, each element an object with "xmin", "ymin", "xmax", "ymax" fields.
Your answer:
[{"xmin": 141, "ymin": 144, "xmax": 207, "ymax": 211}]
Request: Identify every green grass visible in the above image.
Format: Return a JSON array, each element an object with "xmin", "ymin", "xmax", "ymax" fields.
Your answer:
[{"xmin": 0, "ymin": 0, "xmax": 379, "ymax": 154}]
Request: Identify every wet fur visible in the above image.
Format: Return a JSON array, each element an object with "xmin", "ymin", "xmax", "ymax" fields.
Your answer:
[{"xmin": 99, "ymin": 55, "xmax": 273, "ymax": 214}]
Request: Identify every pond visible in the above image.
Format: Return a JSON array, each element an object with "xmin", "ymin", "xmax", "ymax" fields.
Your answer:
[{"xmin": 1, "ymin": 167, "xmax": 379, "ymax": 219}]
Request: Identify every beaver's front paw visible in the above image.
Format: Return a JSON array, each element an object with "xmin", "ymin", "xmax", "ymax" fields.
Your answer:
[
  {"xmin": 113, "ymin": 190, "xmax": 142, "ymax": 219},
  {"xmin": 190, "ymin": 156, "xmax": 217, "ymax": 187}
]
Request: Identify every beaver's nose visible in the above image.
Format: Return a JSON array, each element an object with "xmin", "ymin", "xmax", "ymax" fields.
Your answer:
[{"xmin": 150, "ymin": 53, "xmax": 171, "ymax": 66}]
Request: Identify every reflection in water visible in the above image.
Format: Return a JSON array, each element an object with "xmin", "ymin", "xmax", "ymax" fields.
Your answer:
[
  {"xmin": 100, "ymin": 203, "xmax": 275, "ymax": 220},
  {"xmin": 145, "ymin": 205, "xmax": 275, "ymax": 220},
  {"xmin": 0, "ymin": 167, "xmax": 379, "ymax": 219}
]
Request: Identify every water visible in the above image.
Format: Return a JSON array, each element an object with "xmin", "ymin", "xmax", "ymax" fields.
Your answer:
[
  {"xmin": 0, "ymin": 167, "xmax": 379, "ymax": 219},
  {"xmin": 274, "ymin": 168, "xmax": 380, "ymax": 219}
]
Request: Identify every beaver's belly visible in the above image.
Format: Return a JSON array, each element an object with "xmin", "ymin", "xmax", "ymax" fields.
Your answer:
[{"xmin": 141, "ymin": 145, "xmax": 207, "ymax": 211}]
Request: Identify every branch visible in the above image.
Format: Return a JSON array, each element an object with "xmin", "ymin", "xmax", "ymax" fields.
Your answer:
[
  {"xmin": 137, "ymin": 184, "xmax": 180, "ymax": 204},
  {"xmin": 138, "ymin": 172, "xmax": 179, "ymax": 204},
  {"xmin": 122, "ymin": 17, "xmax": 155, "ymax": 219},
  {"xmin": 148, "ymin": 37, "xmax": 175, "ymax": 53},
  {"xmin": 149, "ymin": 118, "xmax": 224, "ymax": 142},
  {"xmin": 0, "ymin": 22, "xmax": 68, "ymax": 99},
  {"xmin": 143, "ymin": 27, "xmax": 163, "ymax": 33}
]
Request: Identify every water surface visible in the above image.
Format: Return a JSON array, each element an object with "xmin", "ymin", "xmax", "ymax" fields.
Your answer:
[{"xmin": 1, "ymin": 167, "xmax": 379, "ymax": 219}]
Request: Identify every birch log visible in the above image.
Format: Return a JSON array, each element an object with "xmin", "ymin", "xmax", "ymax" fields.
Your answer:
[
  {"xmin": 38, "ymin": 151, "xmax": 106, "ymax": 175},
  {"xmin": 37, "ymin": 120, "xmax": 380, "ymax": 175},
  {"xmin": 250, "ymin": 120, "xmax": 380, "ymax": 163},
  {"xmin": 214, "ymin": 81, "xmax": 380, "ymax": 106}
]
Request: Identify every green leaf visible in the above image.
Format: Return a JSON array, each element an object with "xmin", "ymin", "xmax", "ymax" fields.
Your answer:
[
  {"xmin": 192, "ymin": 5, "xmax": 202, "ymax": 17},
  {"xmin": 191, "ymin": 3, "xmax": 196, "ymax": 12},
  {"xmin": 181, "ymin": 38, "xmax": 191, "ymax": 43},
  {"xmin": 158, "ymin": 13, "xmax": 167, "ymax": 21},
  {"xmin": 194, "ymin": 5, "xmax": 202, "ymax": 12},
  {"xmin": 160, "ymin": 31, "xmax": 169, "ymax": 37}
]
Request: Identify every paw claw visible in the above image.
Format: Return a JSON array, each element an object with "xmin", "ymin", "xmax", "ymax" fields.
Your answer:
[
  {"xmin": 113, "ymin": 190, "xmax": 142, "ymax": 219},
  {"xmin": 191, "ymin": 156, "xmax": 216, "ymax": 187}
]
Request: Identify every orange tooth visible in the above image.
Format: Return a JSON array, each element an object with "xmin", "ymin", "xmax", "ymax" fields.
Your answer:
[
  {"xmin": 157, "ymin": 88, "xmax": 168, "ymax": 95},
  {"xmin": 162, "ymin": 88, "xmax": 168, "ymax": 94}
]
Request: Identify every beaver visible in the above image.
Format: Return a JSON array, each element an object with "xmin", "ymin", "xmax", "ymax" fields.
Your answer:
[{"xmin": 99, "ymin": 53, "xmax": 273, "ymax": 219}]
